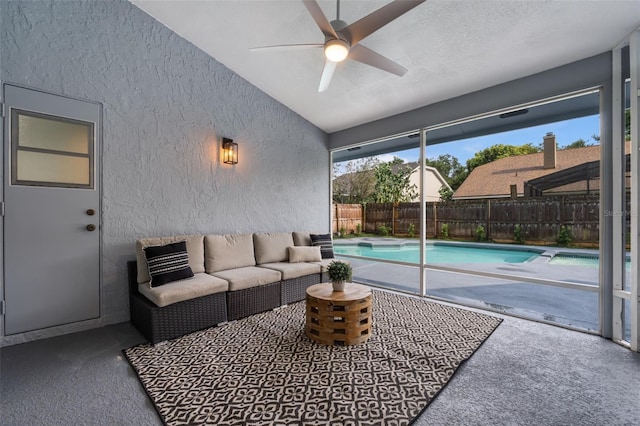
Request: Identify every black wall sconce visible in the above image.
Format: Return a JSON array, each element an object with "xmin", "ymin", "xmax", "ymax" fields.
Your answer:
[{"xmin": 222, "ymin": 138, "xmax": 238, "ymax": 165}]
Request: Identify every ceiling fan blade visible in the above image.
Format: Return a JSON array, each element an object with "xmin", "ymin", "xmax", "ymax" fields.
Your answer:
[
  {"xmin": 301, "ymin": 0, "xmax": 338, "ymax": 39},
  {"xmin": 348, "ymin": 44, "xmax": 407, "ymax": 76},
  {"xmin": 342, "ymin": 0, "xmax": 426, "ymax": 46},
  {"xmin": 250, "ymin": 44, "xmax": 323, "ymax": 52},
  {"xmin": 318, "ymin": 60, "xmax": 338, "ymax": 92}
]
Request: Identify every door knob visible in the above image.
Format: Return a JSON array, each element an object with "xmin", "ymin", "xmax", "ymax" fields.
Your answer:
[
  {"xmin": 86, "ymin": 209, "xmax": 95, "ymax": 216},
  {"xmin": 86, "ymin": 224, "xmax": 96, "ymax": 232}
]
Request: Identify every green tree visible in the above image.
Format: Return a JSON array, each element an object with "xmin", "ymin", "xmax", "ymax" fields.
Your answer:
[
  {"xmin": 425, "ymin": 154, "xmax": 467, "ymax": 190},
  {"xmin": 449, "ymin": 169, "xmax": 469, "ymax": 191},
  {"xmin": 425, "ymin": 154, "xmax": 462, "ymax": 181},
  {"xmin": 561, "ymin": 136, "xmax": 601, "ymax": 150},
  {"xmin": 372, "ymin": 161, "xmax": 417, "ymax": 203},
  {"xmin": 562, "ymin": 138, "xmax": 590, "ymax": 149},
  {"xmin": 466, "ymin": 143, "xmax": 540, "ymax": 173},
  {"xmin": 438, "ymin": 186, "xmax": 453, "ymax": 201},
  {"xmin": 387, "ymin": 156, "xmax": 405, "ymax": 166},
  {"xmin": 332, "ymin": 157, "xmax": 378, "ymax": 204}
]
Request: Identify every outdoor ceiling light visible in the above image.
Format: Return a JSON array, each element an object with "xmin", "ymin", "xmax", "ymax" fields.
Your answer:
[
  {"xmin": 324, "ymin": 39, "xmax": 349, "ymax": 62},
  {"xmin": 499, "ymin": 109, "xmax": 529, "ymax": 119},
  {"xmin": 222, "ymin": 138, "xmax": 238, "ymax": 165}
]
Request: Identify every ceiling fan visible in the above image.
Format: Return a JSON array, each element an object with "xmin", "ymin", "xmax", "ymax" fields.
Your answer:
[{"xmin": 251, "ymin": 0, "xmax": 426, "ymax": 92}]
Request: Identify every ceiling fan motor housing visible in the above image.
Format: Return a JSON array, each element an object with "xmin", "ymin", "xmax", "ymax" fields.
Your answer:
[{"xmin": 330, "ymin": 19, "xmax": 349, "ymax": 34}]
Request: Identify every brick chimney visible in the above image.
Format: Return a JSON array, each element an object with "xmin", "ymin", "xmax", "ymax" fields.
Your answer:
[{"xmin": 543, "ymin": 132, "xmax": 556, "ymax": 169}]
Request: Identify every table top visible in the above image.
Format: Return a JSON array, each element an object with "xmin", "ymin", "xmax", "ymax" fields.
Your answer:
[{"xmin": 306, "ymin": 282, "xmax": 371, "ymax": 302}]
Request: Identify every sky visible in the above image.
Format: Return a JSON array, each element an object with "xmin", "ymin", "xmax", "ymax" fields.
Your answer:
[{"xmin": 351, "ymin": 114, "xmax": 601, "ymax": 167}]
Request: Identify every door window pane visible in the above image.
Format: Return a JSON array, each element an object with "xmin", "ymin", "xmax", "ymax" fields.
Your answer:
[
  {"xmin": 17, "ymin": 113, "xmax": 90, "ymax": 154},
  {"xmin": 11, "ymin": 109, "xmax": 94, "ymax": 189},
  {"xmin": 16, "ymin": 151, "xmax": 90, "ymax": 186}
]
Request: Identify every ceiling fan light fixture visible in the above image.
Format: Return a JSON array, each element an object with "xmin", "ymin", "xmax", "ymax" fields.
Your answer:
[{"xmin": 324, "ymin": 39, "xmax": 349, "ymax": 62}]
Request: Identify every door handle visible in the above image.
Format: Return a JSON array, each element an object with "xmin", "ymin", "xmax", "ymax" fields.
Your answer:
[{"xmin": 86, "ymin": 224, "xmax": 96, "ymax": 232}]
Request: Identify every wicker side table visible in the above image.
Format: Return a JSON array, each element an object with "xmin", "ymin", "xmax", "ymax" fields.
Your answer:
[{"xmin": 305, "ymin": 282, "xmax": 372, "ymax": 346}]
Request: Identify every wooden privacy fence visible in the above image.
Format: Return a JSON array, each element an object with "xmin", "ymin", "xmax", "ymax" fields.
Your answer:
[
  {"xmin": 333, "ymin": 194, "xmax": 613, "ymax": 245},
  {"xmin": 332, "ymin": 203, "xmax": 363, "ymax": 235}
]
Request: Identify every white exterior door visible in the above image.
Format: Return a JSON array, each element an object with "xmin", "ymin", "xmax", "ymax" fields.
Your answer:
[{"xmin": 3, "ymin": 84, "xmax": 101, "ymax": 335}]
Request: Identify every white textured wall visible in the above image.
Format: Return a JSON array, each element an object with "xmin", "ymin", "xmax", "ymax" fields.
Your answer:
[{"xmin": 1, "ymin": 0, "xmax": 329, "ymax": 325}]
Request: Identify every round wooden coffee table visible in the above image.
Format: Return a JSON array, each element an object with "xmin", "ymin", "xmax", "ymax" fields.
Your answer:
[{"xmin": 305, "ymin": 282, "xmax": 372, "ymax": 346}]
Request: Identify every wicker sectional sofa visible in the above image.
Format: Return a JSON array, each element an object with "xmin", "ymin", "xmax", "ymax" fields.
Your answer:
[{"xmin": 128, "ymin": 231, "xmax": 335, "ymax": 344}]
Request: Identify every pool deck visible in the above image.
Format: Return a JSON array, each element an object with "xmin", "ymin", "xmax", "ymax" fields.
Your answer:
[{"xmin": 332, "ymin": 238, "xmax": 630, "ymax": 334}]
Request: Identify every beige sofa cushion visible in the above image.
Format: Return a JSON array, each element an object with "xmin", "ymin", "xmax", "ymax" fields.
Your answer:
[
  {"xmin": 211, "ymin": 266, "xmax": 281, "ymax": 291},
  {"xmin": 292, "ymin": 232, "xmax": 311, "ymax": 246},
  {"xmin": 293, "ymin": 232, "xmax": 334, "ymax": 247},
  {"xmin": 205, "ymin": 234, "xmax": 256, "ymax": 273},
  {"xmin": 136, "ymin": 235, "xmax": 204, "ymax": 284},
  {"xmin": 288, "ymin": 246, "xmax": 322, "ymax": 263},
  {"xmin": 253, "ymin": 232, "xmax": 294, "ymax": 264},
  {"xmin": 138, "ymin": 273, "xmax": 228, "ymax": 307},
  {"xmin": 260, "ymin": 262, "xmax": 321, "ymax": 280}
]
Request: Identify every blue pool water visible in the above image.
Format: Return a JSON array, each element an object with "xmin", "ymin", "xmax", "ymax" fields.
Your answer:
[
  {"xmin": 333, "ymin": 243, "xmax": 540, "ymax": 264},
  {"xmin": 550, "ymin": 254, "xmax": 599, "ymax": 267},
  {"xmin": 550, "ymin": 254, "xmax": 631, "ymax": 270}
]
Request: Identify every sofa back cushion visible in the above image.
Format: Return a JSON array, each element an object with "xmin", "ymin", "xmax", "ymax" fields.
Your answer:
[
  {"xmin": 135, "ymin": 235, "xmax": 204, "ymax": 284},
  {"xmin": 205, "ymin": 234, "xmax": 256, "ymax": 273},
  {"xmin": 253, "ymin": 232, "xmax": 295, "ymax": 264},
  {"xmin": 292, "ymin": 231, "xmax": 311, "ymax": 246}
]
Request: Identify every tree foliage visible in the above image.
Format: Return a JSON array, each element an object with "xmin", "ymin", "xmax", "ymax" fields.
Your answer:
[
  {"xmin": 424, "ymin": 154, "xmax": 467, "ymax": 191},
  {"xmin": 560, "ymin": 135, "xmax": 603, "ymax": 150},
  {"xmin": 332, "ymin": 157, "xmax": 378, "ymax": 204},
  {"xmin": 438, "ymin": 186, "xmax": 453, "ymax": 201},
  {"xmin": 372, "ymin": 161, "xmax": 417, "ymax": 203},
  {"xmin": 466, "ymin": 143, "xmax": 540, "ymax": 173},
  {"xmin": 562, "ymin": 138, "xmax": 591, "ymax": 149}
]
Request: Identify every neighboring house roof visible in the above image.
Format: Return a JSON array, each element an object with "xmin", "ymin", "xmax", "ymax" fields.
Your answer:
[{"xmin": 453, "ymin": 145, "xmax": 602, "ymax": 199}]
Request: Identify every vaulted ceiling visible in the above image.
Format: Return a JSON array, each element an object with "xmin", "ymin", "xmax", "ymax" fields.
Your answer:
[{"xmin": 131, "ymin": 0, "xmax": 640, "ymax": 134}]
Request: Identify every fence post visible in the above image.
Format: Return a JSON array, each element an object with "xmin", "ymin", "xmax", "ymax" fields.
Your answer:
[
  {"xmin": 363, "ymin": 204, "xmax": 367, "ymax": 234},
  {"xmin": 392, "ymin": 202, "xmax": 397, "ymax": 235},
  {"xmin": 433, "ymin": 202, "xmax": 437, "ymax": 238},
  {"xmin": 487, "ymin": 199, "xmax": 491, "ymax": 240}
]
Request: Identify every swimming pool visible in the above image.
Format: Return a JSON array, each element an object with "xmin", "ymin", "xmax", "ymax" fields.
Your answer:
[
  {"xmin": 550, "ymin": 253, "xmax": 631, "ymax": 270},
  {"xmin": 333, "ymin": 242, "xmax": 541, "ymax": 264}
]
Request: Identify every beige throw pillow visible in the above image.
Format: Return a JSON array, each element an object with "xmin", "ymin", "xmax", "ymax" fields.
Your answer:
[{"xmin": 288, "ymin": 246, "xmax": 322, "ymax": 263}]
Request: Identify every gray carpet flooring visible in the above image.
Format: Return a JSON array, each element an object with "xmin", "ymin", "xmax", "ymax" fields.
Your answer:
[{"xmin": 1, "ymin": 299, "xmax": 639, "ymax": 426}]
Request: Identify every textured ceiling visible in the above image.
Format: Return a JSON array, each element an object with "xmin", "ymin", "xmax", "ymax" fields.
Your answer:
[{"xmin": 131, "ymin": 0, "xmax": 640, "ymax": 133}]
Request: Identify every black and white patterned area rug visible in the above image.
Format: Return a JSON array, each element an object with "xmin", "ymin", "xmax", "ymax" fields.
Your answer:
[{"xmin": 124, "ymin": 290, "xmax": 502, "ymax": 425}]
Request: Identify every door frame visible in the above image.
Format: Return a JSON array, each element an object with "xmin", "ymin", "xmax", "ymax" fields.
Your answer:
[
  {"xmin": 611, "ymin": 30, "xmax": 640, "ymax": 351},
  {"xmin": 0, "ymin": 82, "xmax": 104, "ymax": 346}
]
